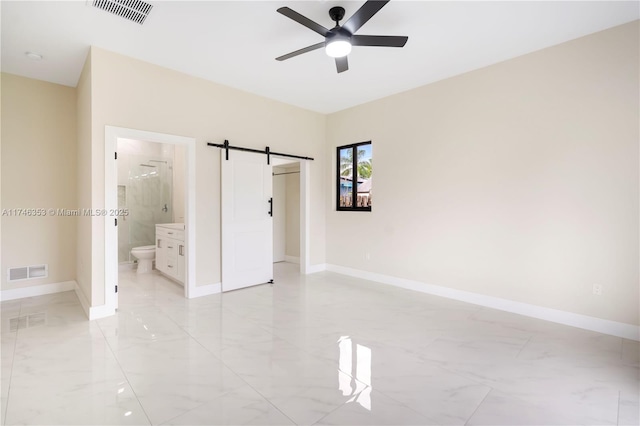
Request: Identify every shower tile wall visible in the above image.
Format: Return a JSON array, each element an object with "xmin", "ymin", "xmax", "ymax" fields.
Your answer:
[{"xmin": 117, "ymin": 139, "xmax": 175, "ymax": 263}]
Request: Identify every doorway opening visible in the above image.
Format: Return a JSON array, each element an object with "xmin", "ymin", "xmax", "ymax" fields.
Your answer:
[
  {"xmin": 105, "ymin": 127, "xmax": 196, "ymax": 313},
  {"xmin": 272, "ymin": 161, "xmax": 301, "ymax": 272},
  {"xmin": 116, "ymin": 139, "xmax": 183, "ymax": 270},
  {"xmin": 271, "ymin": 155, "xmax": 310, "ymax": 276}
]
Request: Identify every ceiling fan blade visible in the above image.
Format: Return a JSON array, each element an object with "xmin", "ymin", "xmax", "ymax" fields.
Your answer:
[
  {"xmin": 277, "ymin": 7, "xmax": 329, "ymax": 37},
  {"xmin": 342, "ymin": 0, "xmax": 390, "ymax": 35},
  {"xmin": 335, "ymin": 56, "xmax": 349, "ymax": 73},
  {"xmin": 276, "ymin": 42, "xmax": 325, "ymax": 61},
  {"xmin": 351, "ymin": 35, "xmax": 408, "ymax": 47}
]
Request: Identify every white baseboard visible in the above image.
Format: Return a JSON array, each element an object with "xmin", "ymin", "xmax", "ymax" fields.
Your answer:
[
  {"xmin": 326, "ymin": 264, "xmax": 640, "ymax": 341},
  {"xmin": 284, "ymin": 255, "xmax": 300, "ymax": 264},
  {"xmin": 89, "ymin": 304, "xmax": 116, "ymax": 320},
  {"xmin": 0, "ymin": 281, "xmax": 76, "ymax": 302},
  {"xmin": 75, "ymin": 283, "xmax": 91, "ymax": 319},
  {"xmin": 157, "ymin": 270, "xmax": 185, "ymax": 287},
  {"xmin": 188, "ymin": 282, "xmax": 221, "ymax": 298},
  {"xmin": 306, "ymin": 263, "xmax": 326, "ymax": 274},
  {"xmin": 74, "ymin": 284, "xmax": 115, "ymax": 320}
]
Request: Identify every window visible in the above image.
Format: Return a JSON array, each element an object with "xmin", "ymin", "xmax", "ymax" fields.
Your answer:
[{"xmin": 337, "ymin": 142, "xmax": 372, "ymax": 211}]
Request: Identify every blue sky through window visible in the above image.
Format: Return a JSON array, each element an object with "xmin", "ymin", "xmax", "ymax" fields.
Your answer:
[{"xmin": 358, "ymin": 144, "xmax": 372, "ymax": 162}]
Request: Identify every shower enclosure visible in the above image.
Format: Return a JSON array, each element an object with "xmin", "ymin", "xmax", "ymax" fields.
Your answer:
[{"xmin": 118, "ymin": 155, "xmax": 173, "ymax": 263}]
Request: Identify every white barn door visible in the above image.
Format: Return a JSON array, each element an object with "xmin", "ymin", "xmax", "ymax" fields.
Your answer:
[{"xmin": 221, "ymin": 150, "xmax": 273, "ymax": 292}]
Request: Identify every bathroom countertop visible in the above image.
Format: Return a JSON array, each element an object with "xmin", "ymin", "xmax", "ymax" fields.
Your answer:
[{"xmin": 156, "ymin": 223, "xmax": 185, "ymax": 230}]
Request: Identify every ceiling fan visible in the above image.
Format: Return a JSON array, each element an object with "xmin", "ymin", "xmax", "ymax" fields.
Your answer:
[{"xmin": 275, "ymin": 0, "xmax": 408, "ymax": 73}]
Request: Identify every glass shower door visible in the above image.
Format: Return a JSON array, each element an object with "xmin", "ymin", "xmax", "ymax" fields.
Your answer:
[{"xmin": 119, "ymin": 156, "xmax": 173, "ymax": 263}]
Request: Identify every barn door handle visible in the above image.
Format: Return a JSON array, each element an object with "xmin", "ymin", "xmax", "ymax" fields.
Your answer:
[{"xmin": 268, "ymin": 198, "xmax": 273, "ymax": 216}]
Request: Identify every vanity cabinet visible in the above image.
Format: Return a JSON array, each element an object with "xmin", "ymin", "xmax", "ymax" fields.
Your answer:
[{"xmin": 156, "ymin": 224, "xmax": 186, "ymax": 285}]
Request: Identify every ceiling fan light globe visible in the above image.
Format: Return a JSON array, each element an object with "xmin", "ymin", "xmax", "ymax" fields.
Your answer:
[{"xmin": 325, "ymin": 40, "xmax": 352, "ymax": 58}]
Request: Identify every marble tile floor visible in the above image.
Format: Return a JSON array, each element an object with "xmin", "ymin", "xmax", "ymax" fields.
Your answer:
[{"xmin": 1, "ymin": 262, "xmax": 638, "ymax": 425}]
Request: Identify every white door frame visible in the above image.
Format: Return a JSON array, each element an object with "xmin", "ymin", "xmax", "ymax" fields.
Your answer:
[
  {"xmin": 300, "ymin": 160, "xmax": 311, "ymax": 275},
  {"xmin": 300, "ymin": 159, "xmax": 310, "ymax": 274},
  {"xmin": 104, "ymin": 126, "xmax": 197, "ymax": 313}
]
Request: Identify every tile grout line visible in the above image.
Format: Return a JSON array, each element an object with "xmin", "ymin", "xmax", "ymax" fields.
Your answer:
[
  {"xmin": 463, "ymin": 386, "xmax": 493, "ymax": 426},
  {"xmin": 136, "ymin": 304, "xmax": 227, "ymax": 425},
  {"xmin": 515, "ymin": 335, "xmax": 533, "ymax": 359},
  {"xmin": 213, "ymin": 289, "xmax": 428, "ymax": 423},
  {"xmin": 159, "ymin": 306, "xmax": 299, "ymax": 426},
  {"xmin": 175, "ymin": 279, "xmax": 401, "ymax": 424},
  {"xmin": 310, "ymin": 394, "xmax": 356, "ymax": 426},
  {"xmin": 430, "ymin": 361, "xmax": 494, "ymax": 389},
  {"xmin": 256, "ymin": 281, "xmax": 507, "ymax": 423},
  {"xmin": 188, "ymin": 332, "xmax": 299, "ymax": 425},
  {"xmin": 620, "ymin": 338, "xmax": 624, "ymax": 360},
  {"xmin": 2, "ymin": 300, "xmax": 23, "ymax": 425},
  {"xmin": 152, "ymin": 307, "xmax": 238, "ymax": 423},
  {"xmin": 365, "ymin": 383, "xmax": 456, "ymax": 425},
  {"xmin": 158, "ymin": 392, "xmax": 221, "ymax": 426},
  {"xmin": 95, "ymin": 319, "xmax": 154, "ymax": 426}
]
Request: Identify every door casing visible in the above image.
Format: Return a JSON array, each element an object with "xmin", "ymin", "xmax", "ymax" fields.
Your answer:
[{"xmin": 105, "ymin": 126, "xmax": 196, "ymax": 316}]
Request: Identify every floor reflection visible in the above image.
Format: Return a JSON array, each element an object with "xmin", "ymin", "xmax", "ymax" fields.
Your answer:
[{"xmin": 337, "ymin": 335, "xmax": 372, "ymax": 410}]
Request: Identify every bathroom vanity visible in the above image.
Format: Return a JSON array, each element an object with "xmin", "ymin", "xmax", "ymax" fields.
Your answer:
[{"xmin": 156, "ymin": 223, "xmax": 186, "ymax": 285}]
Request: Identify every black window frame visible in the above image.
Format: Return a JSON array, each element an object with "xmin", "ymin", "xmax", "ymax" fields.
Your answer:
[{"xmin": 336, "ymin": 141, "xmax": 372, "ymax": 212}]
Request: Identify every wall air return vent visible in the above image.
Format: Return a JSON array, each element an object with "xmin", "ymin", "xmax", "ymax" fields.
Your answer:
[
  {"xmin": 8, "ymin": 267, "xmax": 28, "ymax": 282},
  {"xmin": 92, "ymin": 0, "xmax": 153, "ymax": 25},
  {"xmin": 7, "ymin": 264, "xmax": 48, "ymax": 282},
  {"xmin": 28, "ymin": 265, "xmax": 48, "ymax": 279}
]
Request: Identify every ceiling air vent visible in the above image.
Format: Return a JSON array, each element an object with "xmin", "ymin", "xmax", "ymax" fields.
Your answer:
[{"xmin": 92, "ymin": 0, "xmax": 153, "ymax": 25}]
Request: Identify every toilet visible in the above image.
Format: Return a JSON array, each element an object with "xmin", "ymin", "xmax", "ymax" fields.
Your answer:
[{"xmin": 131, "ymin": 245, "xmax": 156, "ymax": 274}]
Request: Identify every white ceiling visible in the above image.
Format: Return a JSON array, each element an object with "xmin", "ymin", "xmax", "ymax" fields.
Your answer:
[{"xmin": 1, "ymin": 1, "xmax": 638, "ymax": 113}]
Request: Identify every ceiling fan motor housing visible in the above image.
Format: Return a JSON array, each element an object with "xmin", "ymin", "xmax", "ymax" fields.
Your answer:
[{"xmin": 326, "ymin": 26, "xmax": 352, "ymax": 46}]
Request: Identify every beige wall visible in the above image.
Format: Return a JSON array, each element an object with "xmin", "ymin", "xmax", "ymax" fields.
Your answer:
[
  {"xmin": 326, "ymin": 21, "xmax": 639, "ymax": 326},
  {"xmin": 87, "ymin": 47, "xmax": 326, "ymax": 303},
  {"xmin": 1, "ymin": 73, "xmax": 77, "ymax": 291}
]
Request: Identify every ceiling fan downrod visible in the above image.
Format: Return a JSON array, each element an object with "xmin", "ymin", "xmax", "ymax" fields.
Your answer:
[{"xmin": 329, "ymin": 6, "xmax": 346, "ymax": 27}]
